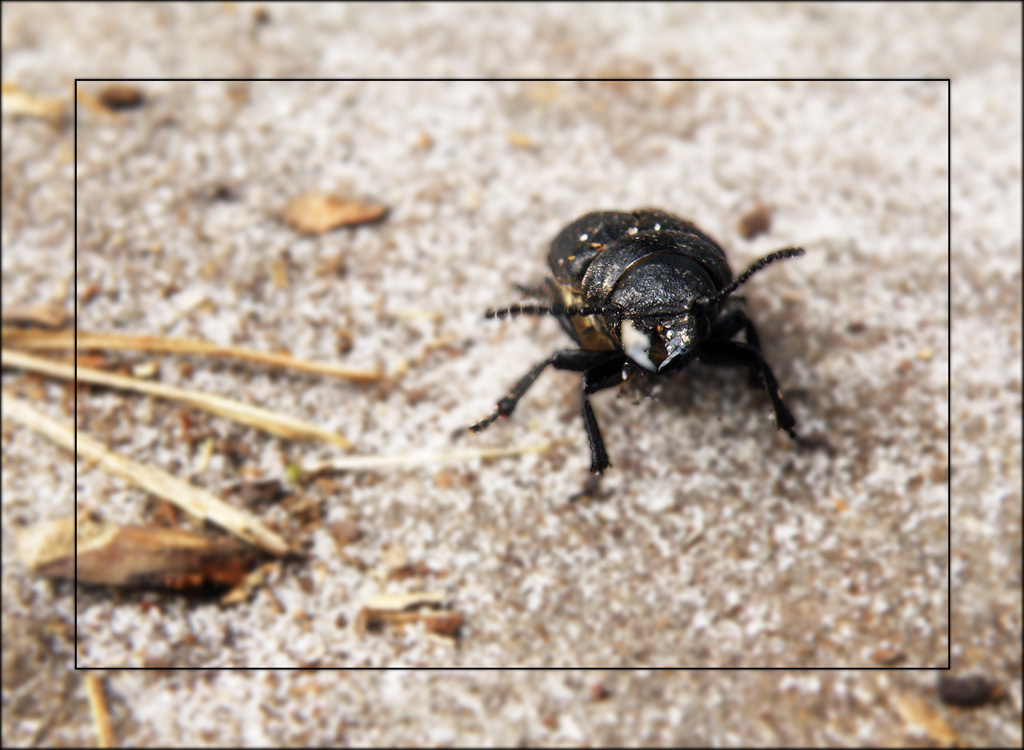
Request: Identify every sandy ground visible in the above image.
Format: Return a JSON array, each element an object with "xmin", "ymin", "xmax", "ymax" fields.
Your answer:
[{"xmin": 2, "ymin": 2, "xmax": 1020, "ymax": 747}]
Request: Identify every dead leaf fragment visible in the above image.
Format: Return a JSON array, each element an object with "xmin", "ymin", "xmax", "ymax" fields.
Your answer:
[
  {"xmin": 356, "ymin": 590, "xmax": 462, "ymax": 643},
  {"xmin": 252, "ymin": 6, "xmax": 271, "ymax": 25},
  {"xmin": 327, "ymin": 520, "xmax": 363, "ymax": 548},
  {"xmin": 871, "ymin": 646, "xmax": 905, "ymax": 666},
  {"xmin": 221, "ymin": 561, "xmax": 278, "ymax": 605},
  {"xmin": 387, "ymin": 561, "xmax": 435, "ymax": 582},
  {"xmin": 590, "ymin": 683, "xmax": 611, "ymax": 701},
  {"xmin": 506, "ymin": 130, "xmax": 534, "ymax": 149},
  {"xmin": 422, "ymin": 611, "xmax": 463, "ymax": 638},
  {"xmin": 16, "ymin": 516, "xmax": 76, "ymax": 574},
  {"xmin": 380, "ymin": 543, "xmax": 409, "ymax": 572},
  {"xmin": 361, "ymin": 590, "xmax": 447, "ymax": 612},
  {"xmin": 937, "ymin": 673, "xmax": 1002, "ymax": 708},
  {"xmin": 738, "ymin": 203, "xmax": 773, "ymax": 239},
  {"xmin": 18, "ymin": 513, "xmax": 260, "ymax": 590},
  {"xmin": 356, "ymin": 590, "xmax": 457, "ymax": 636},
  {"xmin": 131, "ymin": 360, "xmax": 159, "ymax": 379},
  {"xmin": 97, "ymin": 84, "xmax": 145, "ymax": 111},
  {"xmin": 284, "ymin": 192, "xmax": 388, "ymax": 234},
  {"xmin": 270, "ymin": 257, "xmax": 290, "ymax": 289},
  {"xmin": 894, "ymin": 694, "xmax": 958, "ymax": 746}
]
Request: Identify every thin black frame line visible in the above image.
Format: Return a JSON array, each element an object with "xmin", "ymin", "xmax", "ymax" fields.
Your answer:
[
  {"xmin": 945, "ymin": 78, "xmax": 952, "ymax": 673},
  {"xmin": 80, "ymin": 663, "xmax": 950, "ymax": 671},
  {"xmin": 70, "ymin": 77, "xmax": 952, "ymax": 671},
  {"xmin": 74, "ymin": 82, "xmax": 79, "ymax": 672},
  {"xmin": 73, "ymin": 76, "xmax": 950, "ymax": 83}
]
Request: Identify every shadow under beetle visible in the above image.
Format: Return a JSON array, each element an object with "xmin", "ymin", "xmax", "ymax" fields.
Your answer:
[{"xmin": 470, "ymin": 208, "xmax": 804, "ymax": 474}]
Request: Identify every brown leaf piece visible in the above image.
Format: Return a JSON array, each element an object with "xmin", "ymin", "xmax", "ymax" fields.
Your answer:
[
  {"xmin": 18, "ymin": 513, "xmax": 260, "ymax": 590},
  {"xmin": 422, "ymin": 611, "xmax": 463, "ymax": 639},
  {"xmin": 284, "ymin": 192, "xmax": 388, "ymax": 235},
  {"xmin": 97, "ymin": 84, "xmax": 145, "ymax": 111},
  {"xmin": 738, "ymin": 203, "xmax": 773, "ymax": 239},
  {"xmin": 937, "ymin": 673, "xmax": 1002, "ymax": 708},
  {"xmin": 356, "ymin": 591, "xmax": 461, "ymax": 643},
  {"xmin": 894, "ymin": 694, "xmax": 958, "ymax": 746}
]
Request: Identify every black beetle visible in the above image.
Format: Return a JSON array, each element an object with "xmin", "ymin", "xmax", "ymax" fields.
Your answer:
[{"xmin": 470, "ymin": 208, "xmax": 804, "ymax": 474}]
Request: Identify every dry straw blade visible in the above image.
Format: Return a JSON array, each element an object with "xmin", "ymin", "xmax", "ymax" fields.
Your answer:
[
  {"xmin": 1, "ymin": 348, "xmax": 352, "ymax": 449},
  {"xmin": 0, "ymin": 329, "xmax": 384, "ymax": 383},
  {"xmin": 3, "ymin": 392, "xmax": 290, "ymax": 555}
]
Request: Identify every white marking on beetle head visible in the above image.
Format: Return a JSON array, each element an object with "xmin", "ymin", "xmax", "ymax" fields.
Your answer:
[
  {"xmin": 627, "ymin": 226, "xmax": 639, "ymax": 235},
  {"xmin": 622, "ymin": 319, "xmax": 657, "ymax": 372},
  {"xmin": 579, "ymin": 233, "xmax": 589, "ymax": 242}
]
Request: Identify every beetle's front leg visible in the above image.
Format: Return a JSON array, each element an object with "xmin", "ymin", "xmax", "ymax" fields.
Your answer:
[
  {"xmin": 698, "ymin": 340, "xmax": 797, "ymax": 438},
  {"xmin": 710, "ymin": 308, "xmax": 765, "ymax": 388},
  {"xmin": 711, "ymin": 308, "xmax": 761, "ymax": 352},
  {"xmin": 469, "ymin": 349, "xmax": 616, "ymax": 433}
]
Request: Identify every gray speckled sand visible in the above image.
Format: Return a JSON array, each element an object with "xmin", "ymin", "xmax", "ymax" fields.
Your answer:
[{"xmin": 2, "ymin": 3, "xmax": 1020, "ymax": 747}]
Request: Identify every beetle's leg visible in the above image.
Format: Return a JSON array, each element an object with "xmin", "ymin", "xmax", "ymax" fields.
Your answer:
[
  {"xmin": 710, "ymin": 308, "xmax": 761, "ymax": 352},
  {"xmin": 710, "ymin": 308, "xmax": 764, "ymax": 387},
  {"xmin": 582, "ymin": 354, "xmax": 629, "ymax": 393},
  {"xmin": 697, "ymin": 340, "xmax": 797, "ymax": 438},
  {"xmin": 469, "ymin": 359, "xmax": 552, "ymax": 433},
  {"xmin": 469, "ymin": 349, "xmax": 616, "ymax": 433},
  {"xmin": 582, "ymin": 399, "xmax": 610, "ymax": 474},
  {"xmin": 578, "ymin": 354, "xmax": 629, "ymax": 474},
  {"xmin": 514, "ymin": 283, "xmax": 549, "ymax": 299}
]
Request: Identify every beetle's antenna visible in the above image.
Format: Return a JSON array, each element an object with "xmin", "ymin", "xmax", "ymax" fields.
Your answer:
[
  {"xmin": 700, "ymin": 247, "xmax": 802, "ymax": 309},
  {"xmin": 711, "ymin": 247, "xmax": 804, "ymax": 304},
  {"xmin": 485, "ymin": 304, "xmax": 606, "ymax": 320}
]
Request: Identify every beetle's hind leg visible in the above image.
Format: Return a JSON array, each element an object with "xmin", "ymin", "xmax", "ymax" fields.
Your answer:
[{"xmin": 697, "ymin": 338, "xmax": 797, "ymax": 439}]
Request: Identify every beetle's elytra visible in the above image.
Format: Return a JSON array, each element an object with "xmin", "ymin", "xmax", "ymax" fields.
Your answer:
[{"xmin": 470, "ymin": 208, "xmax": 805, "ymax": 474}]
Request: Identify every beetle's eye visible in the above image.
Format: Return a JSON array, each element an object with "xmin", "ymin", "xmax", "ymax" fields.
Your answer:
[{"xmin": 622, "ymin": 319, "xmax": 657, "ymax": 372}]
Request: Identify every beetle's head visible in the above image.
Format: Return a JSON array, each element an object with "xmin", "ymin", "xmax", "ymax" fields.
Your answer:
[{"xmin": 620, "ymin": 307, "xmax": 714, "ymax": 374}]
